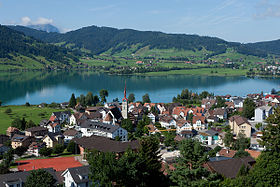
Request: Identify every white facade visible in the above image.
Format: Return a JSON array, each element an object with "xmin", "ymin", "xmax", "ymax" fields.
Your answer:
[
  {"xmin": 254, "ymin": 106, "xmax": 273, "ymax": 122},
  {"xmin": 147, "ymin": 113, "xmax": 156, "ymax": 123},
  {"xmin": 193, "ymin": 120, "xmax": 207, "ymax": 131},
  {"xmin": 159, "ymin": 119, "xmax": 176, "ymax": 129},
  {"xmin": 80, "ymin": 124, "xmax": 128, "ymax": 141},
  {"xmin": 62, "ymin": 167, "xmax": 91, "ymax": 187}
]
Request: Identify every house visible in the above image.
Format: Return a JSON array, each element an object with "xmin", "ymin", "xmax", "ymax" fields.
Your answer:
[
  {"xmin": 204, "ymin": 156, "xmax": 255, "ymax": 178},
  {"xmin": 73, "ymin": 136, "xmax": 140, "ymax": 157},
  {"xmin": 47, "ymin": 123, "xmax": 61, "ymax": 133},
  {"xmin": 201, "ymin": 98, "xmax": 216, "ymax": 109},
  {"xmin": 192, "ymin": 116, "xmax": 207, "ymax": 131},
  {"xmin": 254, "ymin": 106, "xmax": 273, "ymax": 122},
  {"xmin": 27, "ymin": 142, "xmax": 46, "ymax": 157},
  {"xmin": 217, "ymin": 149, "xmax": 237, "ymax": 158},
  {"xmin": 199, "ymin": 130, "xmax": 219, "ymax": 145},
  {"xmin": 0, "ymin": 168, "xmax": 60, "ymax": 187},
  {"xmin": 43, "ymin": 133, "xmax": 64, "ymax": 148},
  {"xmin": 213, "ymin": 108, "xmax": 227, "ymax": 120},
  {"xmin": 60, "ymin": 102, "xmax": 69, "ymax": 108},
  {"xmin": 6, "ymin": 127, "xmax": 20, "ymax": 137},
  {"xmin": 179, "ymin": 130, "xmax": 197, "ymax": 139},
  {"xmin": 62, "ymin": 166, "xmax": 91, "ymax": 187},
  {"xmin": 70, "ymin": 112, "xmax": 87, "ymax": 126},
  {"xmin": 232, "ymin": 97, "xmax": 244, "ymax": 108},
  {"xmin": 147, "ymin": 113, "xmax": 156, "ymax": 123},
  {"xmin": 11, "ymin": 134, "xmax": 34, "ymax": 149},
  {"xmin": 159, "ymin": 115, "xmax": 176, "ymax": 129},
  {"xmin": 80, "ymin": 120, "xmax": 128, "ymax": 141},
  {"xmin": 229, "ymin": 115, "xmax": 251, "ymax": 138},
  {"xmin": 51, "ymin": 111, "xmax": 71, "ymax": 124},
  {"xmin": 63, "ymin": 129, "xmax": 82, "ymax": 144},
  {"xmin": 176, "ymin": 121, "xmax": 192, "ymax": 133},
  {"xmin": 25, "ymin": 126, "xmax": 48, "ymax": 137}
]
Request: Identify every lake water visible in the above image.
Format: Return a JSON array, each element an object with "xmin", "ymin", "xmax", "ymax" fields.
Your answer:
[{"xmin": 0, "ymin": 71, "xmax": 280, "ymax": 105}]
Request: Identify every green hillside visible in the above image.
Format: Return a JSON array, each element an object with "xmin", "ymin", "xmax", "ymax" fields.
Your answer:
[{"xmin": 0, "ymin": 25, "xmax": 79, "ymax": 70}]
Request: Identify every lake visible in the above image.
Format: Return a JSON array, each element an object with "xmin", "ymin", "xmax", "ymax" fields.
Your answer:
[{"xmin": 0, "ymin": 71, "xmax": 280, "ymax": 105}]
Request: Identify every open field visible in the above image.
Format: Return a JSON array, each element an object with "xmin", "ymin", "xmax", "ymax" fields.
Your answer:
[
  {"xmin": 142, "ymin": 68, "xmax": 248, "ymax": 76},
  {"xmin": 0, "ymin": 105, "xmax": 64, "ymax": 134}
]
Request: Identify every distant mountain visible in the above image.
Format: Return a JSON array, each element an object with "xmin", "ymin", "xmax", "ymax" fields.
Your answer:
[
  {"xmin": 7, "ymin": 25, "xmax": 271, "ymax": 58},
  {"xmin": 27, "ymin": 24, "xmax": 60, "ymax": 33},
  {"xmin": 245, "ymin": 39, "xmax": 280, "ymax": 55},
  {"xmin": 0, "ymin": 25, "xmax": 78, "ymax": 70}
]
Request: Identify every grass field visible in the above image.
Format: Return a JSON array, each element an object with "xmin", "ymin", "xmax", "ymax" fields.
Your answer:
[
  {"xmin": 143, "ymin": 68, "xmax": 248, "ymax": 76},
  {"xmin": 0, "ymin": 105, "xmax": 64, "ymax": 134}
]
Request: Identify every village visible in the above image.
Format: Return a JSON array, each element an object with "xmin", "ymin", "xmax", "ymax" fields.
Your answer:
[{"xmin": 0, "ymin": 86, "xmax": 279, "ymax": 186}]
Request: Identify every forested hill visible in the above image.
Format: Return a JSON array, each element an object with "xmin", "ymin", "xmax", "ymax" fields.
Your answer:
[
  {"xmin": 245, "ymin": 39, "xmax": 280, "ymax": 55},
  {"xmin": 0, "ymin": 25, "xmax": 79, "ymax": 69},
  {"xmin": 8, "ymin": 25, "xmax": 268, "ymax": 58}
]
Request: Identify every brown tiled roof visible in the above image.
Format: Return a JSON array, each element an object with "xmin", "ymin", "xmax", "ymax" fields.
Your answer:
[
  {"xmin": 229, "ymin": 115, "xmax": 250, "ymax": 126},
  {"xmin": 204, "ymin": 156, "xmax": 255, "ymax": 178},
  {"xmin": 73, "ymin": 136, "xmax": 140, "ymax": 153},
  {"xmin": 193, "ymin": 116, "xmax": 206, "ymax": 124},
  {"xmin": 245, "ymin": 149, "xmax": 261, "ymax": 159},
  {"xmin": 219, "ymin": 149, "xmax": 237, "ymax": 158},
  {"xmin": 174, "ymin": 135, "xmax": 185, "ymax": 142},
  {"xmin": 25, "ymin": 126, "xmax": 48, "ymax": 132},
  {"xmin": 213, "ymin": 108, "xmax": 226, "ymax": 116},
  {"xmin": 63, "ymin": 129, "xmax": 79, "ymax": 136}
]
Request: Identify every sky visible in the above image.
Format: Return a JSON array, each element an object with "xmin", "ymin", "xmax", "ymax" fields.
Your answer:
[{"xmin": 0, "ymin": 0, "xmax": 280, "ymax": 43}]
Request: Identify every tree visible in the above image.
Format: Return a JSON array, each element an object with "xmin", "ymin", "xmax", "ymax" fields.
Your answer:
[
  {"xmin": 224, "ymin": 132, "xmax": 234, "ymax": 148},
  {"xmin": 121, "ymin": 119, "xmax": 134, "ymax": 132},
  {"xmin": 232, "ymin": 133, "xmax": 250, "ymax": 151},
  {"xmin": 169, "ymin": 139, "xmax": 221, "ymax": 186},
  {"xmin": 14, "ymin": 146, "xmax": 27, "ymax": 156},
  {"xmin": 255, "ymin": 123, "xmax": 262, "ymax": 130},
  {"xmin": 25, "ymin": 120, "xmax": 36, "ymax": 129},
  {"xmin": 150, "ymin": 106, "xmax": 159, "ymax": 115},
  {"xmin": 271, "ymin": 88, "xmax": 277, "ymax": 94},
  {"xmin": 69, "ymin": 93, "xmax": 77, "ymax": 108},
  {"xmin": 11, "ymin": 117, "xmax": 26, "ymax": 130},
  {"xmin": 163, "ymin": 131, "xmax": 176, "ymax": 147},
  {"xmin": 0, "ymin": 100, "xmax": 2, "ymax": 106},
  {"xmin": 79, "ymin": 94, "xmax": 86, "ymax": 107},
  {"xmin": 234, "ymin": 149, "xmax": 250, "ymax": 158},
  {"xmin": 88, "ymin": 150, "xmax": 118, "ymax": 186},
  {"xmin": 67, "ymin": 141, "xmax": 79, "ymax": 154},
  {"xmin": 85, "ymin": 92, "xmax": 94, "ymax": 106},
  {"xmin": 92, "ymin": 95, "xmax": 100, "ymax": 106},
  {"xmin": 25, "ymin": 169, "xmax": 56, "ymax": 187},
  {"xmin": 142, "ymin": 93, "xmax": 151, "ymax": 103},
  {"xmin": 25, "ymin": 102, "xmax": 30, "ymax": 106},
  {"xmin": 5, "ymin": 108, "xmax": 12, "ymax": 114},
  {"xmin": 242, "ymin": 98, "xmax": 255, "ymax": 119},
  {"xmin": 128, "ymin": 93, "xmax": 135, "ymax": 103},
  {"xmin": 2, "ymin": 149, "xmax": 13, "ymax": 168},
  {"xmin": 99, "ymin": 89, "xmax": 109, "ymax": 103},
  {"xmin": 52, "ymin": 144, "xmax": 65, "ymax": 154},
  {"xmin": 265, "ymin": 107, "xmax": 280, "ymax": 124},
  {"xmin": 39, "ymin": 147, "xmax": 52, "ymax": 157}
]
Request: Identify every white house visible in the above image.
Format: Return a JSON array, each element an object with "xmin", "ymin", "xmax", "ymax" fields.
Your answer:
[
  {"xmin": 62, "ymin": 166, "xmax": 91, "ymax": 187},
  {"xmin": 192, "ymin": 116, "xmax": 207, "ymax": 131},
  {"xmin": 51, "ymin": 111, "xmax": 71, "ymax": 124},
  {"xmin": 47, "ymin": 123, "xmax": 61, "ymax": 133},
  {"xmin": 147, "ymin": 113, "xmax": 156, "ymax": 123},
  {"xmin": 159, "ymin": 115, "xmax": 176, "ymax": 129},
  {"xmin": 176, "ymin": 122, "xmax": 192, "ymax": 133},
  {"xmin": 254, "ymin": 106, "xmax": 273, "ymax": 122},
  {"xmin": 232, "ymin": 98, "xmax": 244, "ymax": 108},
  {"xmin": 80, "ymin": 120, "xmax": 128, "ymax": 141},
  {"xmin": 63, "ymin": 129, "xmax": 82, "ymax": 144}
]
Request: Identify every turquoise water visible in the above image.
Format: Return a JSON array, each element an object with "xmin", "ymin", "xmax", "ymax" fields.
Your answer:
[{"xmin": 0, "ymin": 71, "xmax": 279, "ymax": 105}]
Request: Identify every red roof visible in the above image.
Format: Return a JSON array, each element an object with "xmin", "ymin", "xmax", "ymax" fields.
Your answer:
[{"xmin": 49, "ymin": 115, "xmax": 57, "ymax": 122}]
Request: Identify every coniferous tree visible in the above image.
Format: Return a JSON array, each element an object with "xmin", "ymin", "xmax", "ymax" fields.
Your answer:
[
  {"xmin": 69, "ymin": 93, "xmax": 77, "ymax": 108},
  {"xmin": 99, "ymin": 89, "xmax": 109, "ymax": 103},
  {"xmin": 25, "ymin": 169, "xmax": 56, "ymax": 187},
  {"xmin": 128, "ymin": 93, "xmax": 135, "ymax": 103}
]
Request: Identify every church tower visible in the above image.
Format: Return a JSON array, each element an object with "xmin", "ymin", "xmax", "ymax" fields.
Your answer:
[{"xmin": 122, "ymin": 81, "xmax": 128, "ymax": 119}]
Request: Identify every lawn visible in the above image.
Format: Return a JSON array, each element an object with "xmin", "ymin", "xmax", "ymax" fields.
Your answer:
[{"xmin": 0, "ymin": 105, "xmax": 64, "ymax": 134}]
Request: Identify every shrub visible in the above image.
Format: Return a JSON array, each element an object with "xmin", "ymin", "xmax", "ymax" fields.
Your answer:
[{"xmin": 5, "ymin": 108, "xmax": 12, "ymax": 114}]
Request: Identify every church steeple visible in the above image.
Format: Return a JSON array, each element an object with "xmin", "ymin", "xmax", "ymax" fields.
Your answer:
[{"xmin": 122, "ymin": 81, "xmax": 128, "ymax": 119}]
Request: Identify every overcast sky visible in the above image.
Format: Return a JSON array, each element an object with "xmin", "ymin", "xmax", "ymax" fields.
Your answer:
[{"xmin": 1, "ymin": 0, "xmax": 280, "ymax": 43}]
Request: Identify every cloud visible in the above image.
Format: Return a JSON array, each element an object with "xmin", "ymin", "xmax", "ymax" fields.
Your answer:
[
  {"xmin": 21, "ymin": 16, "xmax": 31, "ymax": 25},
  {"xmin": 20, "ymin": 16, "xmax": 53, "ymax": 25},
  {"xmin": 254, "ymin": 0, "xmax": 280, "ymax": 19}
]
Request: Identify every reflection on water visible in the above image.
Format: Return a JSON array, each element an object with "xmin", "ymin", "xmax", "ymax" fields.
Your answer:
[{"xmin": 0, "ymin": 71, "xmax": 279, "ymax": 105}]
